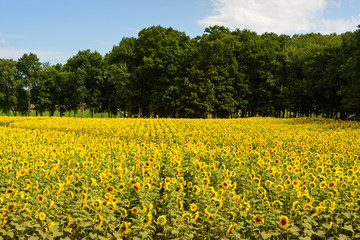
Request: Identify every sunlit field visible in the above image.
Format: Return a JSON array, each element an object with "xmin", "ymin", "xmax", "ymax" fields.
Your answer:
[{"xmin": 0, "ymin": 117, "xmax": 359, "ymax": 239}]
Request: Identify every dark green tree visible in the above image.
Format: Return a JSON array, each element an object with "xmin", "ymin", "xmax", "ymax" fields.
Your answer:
[
  {"xmin": 65, "ymin": 50, "xmax": 104, "ymax": 117},
  {"xmin": 17, "ymin": 53, "xmax": 41, "ymax": 116},
  {"xmin": 0, "ymin": 59, "xmax": 18, "ymax": 116}
]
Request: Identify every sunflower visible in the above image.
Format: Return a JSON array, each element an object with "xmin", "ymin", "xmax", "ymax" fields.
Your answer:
[
  {"xmin": 45, "ymin": 222, "xmax": 55, "ymax": 233},
  {"xmin": 291, "ymin": 201, "xmax": 299, "ymax": 210},
  {"xmin": 309, "ymin": 181, "xmax": 317, "ymax": 188},
  {"xmin": 253, "ymin": 215, "xmax": 264, "ymax": 224},
  {"xmin": 328, "ymin": 181, "xmax": 336, "ymax": 189},
  {"xmin": 320, "ymin": 181, "xmax": 327, "ymax": 189},
  {"xmin": 227, "ymin": 210, "xmax": 235, "ymax": 220},
  {"xmin": 272, "ymin": 200, "xmax": 283, "ymax": 210},
  {"xmin": 131, "ymin": 207, "xmax": 139, "ymax": 214},
  {"xmin": 119, "ymin": 183, "xmax": 125, "ymax": 191},
  {"xmin": 290, "ymin": 209, "xmax": 297, "ymax": 218},
  {"xmin": 190, "ymin": 203, "xmax": 197, "ymax": 212},
  {"xmin": 65, "ymin": 215, "xmax": 72, "ymax": 228},
  {"xmin": 204, "ymin": 208, "xmax": 214, "ymax": 219},
  {"xmin": 222, "ymin": 180, "xmax": 231, "ymax": 189},
  {"xmin": 39, "ymin": 212, "xmax": 46, "ymax": 221},
  {"xmin": 275, "ymin": 184, "xmax": 284, "ymax": 193},
  {"xmin": 7, "ymin": 204, "xmax": 17, "ymax": 211},
  {"xmin": 253, "ymin": 177, "xmax": 261, "ymax": 185},
  {"xmin": 132, "ymin": 183, "xmax": 140, "ymax": 192},
  {"xmin": 192, "ymin": 186, "xmax": 201, "ymax": 195},
  {"xmin": 145, "ymin": 213, "xmax": 153, "ymax": 225},
  {"xmin": 284, "ymin": 179, "xmax": 292, "ymax": 187},
  {"xmin": 226, "ymin": 223, "xmax": 237, "ymax": 236},
  {"xmin": 157, "ymin": 215, "xmax": 167, "ymax": 225},
  {"xmin": 182, "ymin": 212, "xmax": 192, "ymax": 223},
  {"xmin": 292, "ymin": 180, "xmax": 301, "ymax": 189},
  {"xmin": 279, "ymin": 216, "xmax": 290, "ymax": 229},
  {"xmin": 256, "ymin": 187, "xmax": 266, "ymax": 196},
  {"xmin": 211, "ymin": 198, "xmax": 223, "ymax": 209},
  {"xmin": 5, "ymin": 189, "xmax": 15, "ymax": 195},
  {"xmin": 19, "ymin": 169, "xmax": 27, "ymax": 176},
  {"xmin": 97, "ymin": 215, "xmax": 104, "ymax": 227},
  {"xmin": 106, "ymin": 186, "xmax": 115, "ymax": 193},
  {"xmin": 330, "ymin": 201, "xmax": 336, "ymax": 211},
  {"xmin": 90, "ymin": 178, "xmax": 97, "ymax": 186},
  {"xmin": 38, "ymin": 195, "xmax": 45, "ymax": 203},
  {"xmin": 304, "ymin": 204, "xmax": 313, "ymax": 214}
]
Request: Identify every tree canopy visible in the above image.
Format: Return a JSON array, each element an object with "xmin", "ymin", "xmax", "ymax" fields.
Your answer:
[{"xmin": 1, "ymin": 25, "xmax": 360, "ymax": 118}]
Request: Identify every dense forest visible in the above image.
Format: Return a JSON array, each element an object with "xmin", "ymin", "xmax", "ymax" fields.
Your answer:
[{"xmin": 1, "ymin": 25, "xmax": 360, "ymax": 118}]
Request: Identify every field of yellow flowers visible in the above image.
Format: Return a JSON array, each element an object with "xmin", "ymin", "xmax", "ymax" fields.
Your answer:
[{"xmin": 0, "ymin": 117, "xmax": 359, "ymax": 240}]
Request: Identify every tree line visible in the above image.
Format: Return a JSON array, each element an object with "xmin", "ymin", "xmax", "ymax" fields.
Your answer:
[{"xmin": 1, "ymin": 25, "xmax": 360, "ymax": 118}]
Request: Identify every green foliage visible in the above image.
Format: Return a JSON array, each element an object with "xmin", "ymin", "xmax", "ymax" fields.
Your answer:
[{"xmin": 1, "ymin": 26, "xmax": 360, "ymax": 118}]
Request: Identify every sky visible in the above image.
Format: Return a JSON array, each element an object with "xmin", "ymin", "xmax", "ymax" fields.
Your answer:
[{"xmin": 0, "ymin": 0, "xmax": 359, "ymax": 64}]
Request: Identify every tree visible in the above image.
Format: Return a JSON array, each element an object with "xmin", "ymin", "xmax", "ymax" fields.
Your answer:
[
  {"xmin": 105, "ymin": 37, "xmax": 136, "ymax": 116},
  {"xmin": 65, "ymin": 50, "xmax": 104, "ymax": 117},
  {"xmin": 341, "ymin": 26, "xmax": 360, "ymax": 116},
  {"xmin": 34, "ymin": 63, "xmax": 66, "ymax": 116},
  {"xmin": 0, "ymin": 59, "xmax": 18, "ymax": 116},
  {"xmin": 135, "ymin": 26, "xmax": 191, "ymax": 117},
  {"xmin": 17, "ymin": 53, "xmax": 41, "ymax": 116},
  {"xmin": 191, "ymin": 26, "xmax": 245, "ymax": 118}
]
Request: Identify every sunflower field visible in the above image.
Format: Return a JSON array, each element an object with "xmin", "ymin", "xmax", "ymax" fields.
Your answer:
[{"xmin": 0, "ymin": 117, "xmax": 360, "ymax": 240}]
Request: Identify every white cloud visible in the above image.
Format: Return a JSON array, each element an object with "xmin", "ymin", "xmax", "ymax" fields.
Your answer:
[
  {"xmin": 318, "ymin": 14, "xmax": 360, "ymax": 34},
  {"xmin": 0, "ymin": 39, "xmax": 5, "ymax": 44},
  {"xmin": 0, "ymin": 46, "xmax": 69, "ymax": 63},
  {"xmin": 198, "ymin": 0, "xmax": 358, "ymax": 34}
]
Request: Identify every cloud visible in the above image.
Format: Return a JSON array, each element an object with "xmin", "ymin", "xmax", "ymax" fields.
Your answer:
[
  {"xmin": 318, "ymin": 14, "xmax": 360, "ymax": 34},
  {"xmin": 0, "ymin": 47, "xmax": 69, "ymax": 63},
  {"xmin": 0, "ymin": 39, "xmax": 5, "ymax": 44},
  {"xmin": 198, "ymin": 0, "xmax": 358, "ymax": 34}
]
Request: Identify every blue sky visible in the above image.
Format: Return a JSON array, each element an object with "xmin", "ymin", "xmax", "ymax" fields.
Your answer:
[{"xmin": 1, "ymin": 0, "xmax": 359, "ymax": 64}]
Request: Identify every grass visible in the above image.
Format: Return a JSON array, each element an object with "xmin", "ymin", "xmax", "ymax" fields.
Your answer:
[{"xmin": 0, "ymin": 109, "xmax": 117, "ymax": 118}]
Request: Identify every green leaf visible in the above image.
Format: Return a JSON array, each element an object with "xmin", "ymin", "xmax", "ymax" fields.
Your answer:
[
  {"xmin": 113, "ymin": 232, "xmax": 122, "ymax": 238},
  {"xmin": 24, "ymin": 221, "xmax": 34, "ymax": 228},
  {"xmin": 63, "ymin": 228, "xmax": 72, "ymax": 233},
  {"xmin": 304, "ymin": 228, "xmax": 313, "ymax": 236},
  {"xmin": 15, "ymin": 224, "xmax": 26, "ymax": 231},
  {"xmin": 343, "ymin": 225, "xmax": 354, "ymax": 233},
  {"xmin": 80, "ymin": 221, "xmax": 93, "ymax": 227},
  {"xmin": 289, "ymin": 226, "xmax": 300, "ymax": 235},
  {"xmin": 299, "ymin": 237, "xmax": 311, "ymax": 240},
  {"xmin": 60, "ymin": 237, "xmax": 72, "ymax": 240},
  {"xmin": 302, "ymin": 222, "xmax": 312, "ymax": 229},
  {"xmin": 89, "ymin": 232, "xmax": 97, "ymax": 239},
  {"xmin": 28, "ymin": 236, "xmax": 39, "ymax": 240},
  {"xmin": 261, "ymin": 231, "xmax": 271, "ymax": 240},
  {"xmin": 38, "ymin": 230, "xmax": 48, "ymax": 239},
  {"xmin": 51, "ymin": 230, "xmax": 63, "ymax": 238},
  {"xmin": 315, "ymin": 230, "xmax": 325, "ymax": 237},
  {"xmin": 6, "ymin": 231, "xmax": 14, "ymax": 238},
  {"xmin": 339, "ymin": 234, "xmax": 349, "ymax": 240}
]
